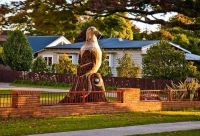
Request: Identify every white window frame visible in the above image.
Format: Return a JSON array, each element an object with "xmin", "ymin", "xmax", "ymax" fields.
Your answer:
[
  {"xmin": 106, "ymin": 54, "xmax": 114, "ymax": 67},
  {"xmin": 43, "ymin": 55, "xmax": 53, "ymax": 66}
]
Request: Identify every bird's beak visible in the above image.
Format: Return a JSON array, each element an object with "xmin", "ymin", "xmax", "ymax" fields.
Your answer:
[{"xmin": 94, "ymin": 29, "xmax": 101, "ymax": 36}]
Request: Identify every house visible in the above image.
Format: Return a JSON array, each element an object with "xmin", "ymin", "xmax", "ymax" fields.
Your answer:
[
  {"xmin": 36, "ymin": 38, "xmax": 200, "ymax": 77},
  {"xmin": 27, "ymin": 36, "xmax": 71, "ymax": 64}
]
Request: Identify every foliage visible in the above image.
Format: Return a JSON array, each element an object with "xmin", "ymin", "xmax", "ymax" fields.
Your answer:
[
  {"xmin": 142, "ymin": 40, "xmax": 189, "ymax": 80},
  {"xmin": 98, "ymin": 48, "xmax": 112, "ymax": 76},
  {"xmin": 66, "ymin": 0, "xmax": 200, "ymax": 30},
  {"xmin": 116, "ymin": 51, "xmax": 141, "ymax": 78},
  {"xmin": 160, "ymin": 14, "xmax": 200, "ymax": 72},
  {"xmin": 187, "ymin": 61, "xmax": 198, "ymax": 78},
  {"xmin": 90, "ymin": 13, "xmax": 133, "ymax": 40},
  {"xmin": 2, "ymin": 30, "xmax": 33, "ymax": 71},
  {"xmin": 105, "ymin": 85, "xmax": 119, "ymax": 91},
  {"xmin": 13, "ymin": 79, "xmax": 71, "ymax": 88},
  {"xmin": 149, "ymin": 30, "xmax": 174, "ymax": 40},
  {"xmin": 2, "ymin": 0, "xmax": 200, "ymax": 32},
  {"xmin": 186, "ymin": 79, "xmax": 199, "ymax": 94},
  {"xmin": 32, "ymin": 56, "xmax": 48, "ymax": 73},
  {"xmin": 75, "ymin": 13, "xmax": 134, "ymax": 42},
  {"xmin": 54, "ymin": 54, "xmax": 76, "ymax": 74},
  {"xmin": 1, "ymin": 0, "xmax": 80, "ymax": 42},
  {"xmin": 173, "ymin": 34, "xmax": 190, "ymax": 48},
  {"xmin": 168, "ymin": 79, "xmax": 199, "ymax": 95}
]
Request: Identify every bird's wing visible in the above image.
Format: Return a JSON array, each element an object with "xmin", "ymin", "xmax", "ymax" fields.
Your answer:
[{"xmin": 77, "ymin": 50, "xmax": 97, "ymax": 76}]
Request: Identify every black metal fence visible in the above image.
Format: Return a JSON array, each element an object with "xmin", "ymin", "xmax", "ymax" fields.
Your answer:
[
  {"xmin": 40, "ymin": 90, "xmax": 122, "ymax": 105},
  {"xmin": 0, "ymin": 70, "xmax": 175, "ymax": 90}
]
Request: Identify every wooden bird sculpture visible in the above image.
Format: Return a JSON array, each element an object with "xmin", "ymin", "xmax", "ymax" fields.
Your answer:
[
  {"xmin": 60, "ymin": 26, "xmax": 107, "ymax": 103},
  {"xmin": 77, "ymin": 26, "xmax": 102, "ymax": 76}
]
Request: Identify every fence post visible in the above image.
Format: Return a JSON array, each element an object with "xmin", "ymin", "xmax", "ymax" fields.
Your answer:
[
  {"xmin": 168, "ymin": 88, "xmax": 172, "ymax": 101},
  {"xmin": 82, "ymin": 89, "xmax": 85, "ymax": 104},
  {"xmin": 117, "ymin": 88, "xmax": 140, "ymax": 103}
]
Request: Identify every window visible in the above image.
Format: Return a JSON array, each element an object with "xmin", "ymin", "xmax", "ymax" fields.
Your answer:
[
  {"xmin": 67, "ymin": 55, "xmax": 73, "ymax": 62},
  {"xmin": 43, "ymin": 55, "xmax": 53, "ymax": 66},
  {"xmin": 106, "ymin": 54, "xmax": 113, "ymax": 67}
]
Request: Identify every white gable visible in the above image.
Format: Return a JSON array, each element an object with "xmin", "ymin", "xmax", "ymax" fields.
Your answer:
[{"xmin": 46, "ymin": 36, "xmax": 71, "ymax": 47}]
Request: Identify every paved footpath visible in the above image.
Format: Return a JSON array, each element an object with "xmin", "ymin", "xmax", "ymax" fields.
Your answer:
[
  {"xmin": 28, "ymin": 121, "xmax": 200, "ymax": 136},
  {"xmin": 1, "ymin": 82, "xmax": 200, "ymax": 136}
]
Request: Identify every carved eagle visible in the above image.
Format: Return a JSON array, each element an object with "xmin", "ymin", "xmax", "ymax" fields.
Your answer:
[{"xmin": 77, "ymin": 26, "xmax": 102, "ymax": 76}]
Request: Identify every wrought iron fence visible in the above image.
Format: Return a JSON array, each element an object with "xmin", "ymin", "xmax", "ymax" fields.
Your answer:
[
  {"xmin": 40, "ymin": 90, "xmax": 123, "ymax": 105},
  {"xmin": 0, "ymin": 94, "xmax": 12, "ymax": 107}
]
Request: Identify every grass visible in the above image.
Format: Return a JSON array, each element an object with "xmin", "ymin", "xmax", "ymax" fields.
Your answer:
[
  {"xmin": 0, "ymin": 90, "xmax": 12, "ymax": 94},
  {"xmin": 0, "ymin": 111, "xmax": 200, "ymax": 136},
  {"xmin": 132, "ymin": 129, "xmax": 200, "ymax": 136}
]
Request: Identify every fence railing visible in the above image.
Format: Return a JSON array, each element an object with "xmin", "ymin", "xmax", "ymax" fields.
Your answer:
[
  {"xmin": 0, "ymin": 94, "xmax": 12, "ymax": 107},
  {"xmin": 140, "ymin": 89, "xmax": 200, "ymax": 101},
  {"xmin": 0, "ymin": 70, "xmax": 176, "ymax": 90},
  {"xmin": 0, "ymin": 89, "xmax": 200, "ymax": 108},
  {"xmin": 40, "ymin": 90, "xmax": 123, "ymax": 105}
]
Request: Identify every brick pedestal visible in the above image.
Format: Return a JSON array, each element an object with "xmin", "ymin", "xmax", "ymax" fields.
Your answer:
[{"xmin": 117, "ymin": 88, "xmax": 140, "ymax": 103}]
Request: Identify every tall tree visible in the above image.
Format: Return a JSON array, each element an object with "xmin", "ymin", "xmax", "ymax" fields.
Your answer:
[
  {"xmin": 116, "ymin": 51, "xmax": 141, "ymax": 78},
  {"xmin": 2, "ymin": 30, "xmax": 33, "ymax": 71},
  {"xmin": 1, "ymin": 0, "xmax": 200, "ymax": 33},
  {"xmin": 142, "ymin": 40, "xmax": 188, "ymax": 80},
  {"xmin": 68, "ymin": 0, "xmax": 200, "ymax": 30},
  {"xmin": 90, "ymin": 14, "xmax": 133, "ymax": 40},
  {"xmin": 1, "ymin": 0, "xmax": 80, "ymax": 42},
  {"xmin": 75, "ymin": 13, "xmax": 134, "ymax": 42}
]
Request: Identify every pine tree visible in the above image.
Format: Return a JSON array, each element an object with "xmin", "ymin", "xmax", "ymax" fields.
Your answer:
[{"xmin": 2, "ymin": 30, "xmax": 33, "ymax": 71}]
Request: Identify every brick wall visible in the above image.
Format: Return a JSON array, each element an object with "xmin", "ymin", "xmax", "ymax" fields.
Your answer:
[{"xmin": 0, "ymin": 89, "xmax": 200, "ymax": 118}]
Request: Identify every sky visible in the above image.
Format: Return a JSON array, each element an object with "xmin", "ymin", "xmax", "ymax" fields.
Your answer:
[
  {"xmin": 133, "ymin": 12, "xmax": 177, "ymax": 32},
  {"xmin": 0, "ymin": 0, "xmax": 176, "ymax": 32}
]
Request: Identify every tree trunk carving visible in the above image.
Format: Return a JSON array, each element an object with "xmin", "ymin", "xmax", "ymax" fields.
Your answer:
[{"xmin": 59, "ymin": 27, "xmax": 107, "ymax": 103}]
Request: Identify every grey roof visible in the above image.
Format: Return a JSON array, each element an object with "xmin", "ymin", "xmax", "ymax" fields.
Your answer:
[
  {"xmin": 44, "ymin": 38, "xmax": 200, "ymax": 61},
  {"xmin": 46, "ymin": 38, "xmax": 159, "ymax": 49},
  {"xmin": 185, "ymin": 53, "xmax": 200, "ymax": 61},
  {"xmin": 27, "ymin": 36, "xmax": 60, "ymax": 52}
]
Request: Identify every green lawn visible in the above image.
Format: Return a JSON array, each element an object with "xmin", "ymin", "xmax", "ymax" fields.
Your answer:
[
  {"xmin": 9, "ymin": 83, "xmax": 71, "ymax": 90},
  {"xmin": 0, "ymin": 90, "xmax": 12, "ymax": 94},
  {"xmin": 0, "ymin": 111, "xmax": 200, "ymax": 136}
]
